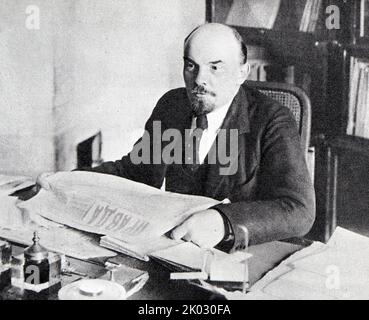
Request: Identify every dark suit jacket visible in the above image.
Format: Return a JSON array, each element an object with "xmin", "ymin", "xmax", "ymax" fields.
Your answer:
[{"xmin": 88, "ymin": 86, "xmax": 315, "ymax": 249}]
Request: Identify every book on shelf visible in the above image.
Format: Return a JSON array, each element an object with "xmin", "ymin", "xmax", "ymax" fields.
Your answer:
[
  {"xmin": 246, "ymin": 61, "xmax": 297, "ymax": 84},
  {"xmin": 299, "ymin": 0, "xmax": 313, "ymax": 32},
  {"xmin": 309, "ymin": 0, "xmax": 323, "ymax": 32},
  {"xmin": 359, "ymin": 0, "xmax": 369, "ymax": 38},
  {"xmin": 214, "ymin": 0, "xmax": 323, "ymax": 33},
  {"xmin": 299, "ymin": 0, "xmax": 323, "ymax": 33},
  {"xmin": 225, "ymin": 0, "xmax": 281, "ymax": 29},
  {"xmin": 249, "ymin": 62, "xmax": 312, "ymax": 97},
  {"xmin": 264, "ymin": 64, "xmax": 296, "ymax": 84},
  {"xmin": 248, "ymin": 59, "xmax": 269, "ymax": 82},
  {"xmin": 247, "ymin": 46, "xmax": 269, "ymax": 82},
  {"xmin": 347, "ymin": 57, "xmax": 369, "ymax": 139}
]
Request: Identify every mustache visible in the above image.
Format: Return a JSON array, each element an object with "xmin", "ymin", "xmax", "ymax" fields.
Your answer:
[{"xmin": 191, "ymin": 86, "xmax": 216, "ymax": 97}]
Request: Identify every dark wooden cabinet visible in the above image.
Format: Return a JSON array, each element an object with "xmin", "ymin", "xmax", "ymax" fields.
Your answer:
[{"xmin": 311, "ymin": 136, "xmax": 369, "ymax": 242}]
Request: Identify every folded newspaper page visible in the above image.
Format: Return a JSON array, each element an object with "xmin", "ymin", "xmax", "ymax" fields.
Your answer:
[
  {"xmin": 100, "ymin": 235, "xmax": 183, "ymax": 261},
  {"xmin": 0, "ymin": 192, "xmax": 116, "ymax": 259},
  {"xmin": 18, "ymin": 171, "xmax": 221, "ymax": 244},
  {"xmin": 0, "ymin": 174, "xmax": 34, "ymax": 196}
]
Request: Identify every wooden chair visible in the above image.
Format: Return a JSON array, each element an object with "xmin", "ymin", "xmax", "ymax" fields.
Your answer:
[{"xmin": 244, "ymin": 80, "xmax": 314, "ymax": 181}]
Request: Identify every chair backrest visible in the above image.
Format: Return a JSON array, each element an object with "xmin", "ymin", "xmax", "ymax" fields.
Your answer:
[{"xmin": 243, "ymin": 80, "xmax": 311, "ymax": 154}]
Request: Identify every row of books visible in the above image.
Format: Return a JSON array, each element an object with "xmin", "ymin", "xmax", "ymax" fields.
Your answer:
[
  {"xmin": 248, "ymin": 60, "xmax": 297, "ymax": 83},
  {"xmin": 299, "ymin": 0, "xmax": 323, "ymax": 33},
  {"xmin": 222, "ymin": 0, "xmax": 323, "ymax": 33},
  {"xmin": 247, "ymin": 60, "xmax": 313, "ymax": 92},
  {"xmin": 248, "ymin": 60, "xmax": 268, "ymax": 82},
  {"xmin": 347, "ymin": 57, "xmax": 369, "ymax": 139}
]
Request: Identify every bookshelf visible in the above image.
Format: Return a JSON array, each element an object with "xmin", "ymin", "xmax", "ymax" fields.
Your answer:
[
  {"xmin": 351, "ymin": 0, "xmax": 369, "ymax": 45},
  {"xmin": 207, "ymin": 0, "xmax": 352, "ymax": 40},
  {"xmin": 206, "ymin": 0, "xmax": 351, "ymax": 137},
  {"xmin": 207, "ymin": 0, "xmax": 369, "ymax": 242}
]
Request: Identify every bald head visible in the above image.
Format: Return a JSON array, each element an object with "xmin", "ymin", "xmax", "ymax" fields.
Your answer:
[
  {"xmin": 182, "ymin": 23, "xmax": 249, "ymax": 115},
  {"xmin": 184, "ymin": 23, "xmax": 247, "ymax": 65}
]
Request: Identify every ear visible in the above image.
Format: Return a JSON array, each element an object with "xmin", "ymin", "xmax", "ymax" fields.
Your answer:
[{"xmin": 237, "ymin": 62, "xmax": 250, "ymax": 85}]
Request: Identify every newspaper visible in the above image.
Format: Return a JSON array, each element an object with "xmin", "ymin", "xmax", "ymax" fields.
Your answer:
[
  {"xmin": 100, "ymin": 235, "xmax": 183, "ymax": 261},
  {"xmin": 0, "ymin": 174, "xmax": 34, "ymax": 197},
  {"xmin": 0, "ymin": 192, "xmax": 116, "ymax": 259},
  {"xmin": 18, "ymin": 171, "xmax": 222, "ymax": 244},
  {"xmin": 0, "ymin": 225, "xmax": 116, "ymax": 260}
]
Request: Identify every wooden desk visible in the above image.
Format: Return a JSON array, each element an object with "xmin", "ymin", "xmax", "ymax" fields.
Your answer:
[{"xmin": 0, "ymin": 240, "xmax": 302, "ymax": 300}]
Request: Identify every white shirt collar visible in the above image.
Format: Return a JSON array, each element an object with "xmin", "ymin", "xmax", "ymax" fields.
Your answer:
[
  {"xmin": 192, "ymin": 98, "xmax": 234, "ymax": 133},
  {"xmin": 207, "ymin": 101, "xmax": 232, "ymax": 132}
]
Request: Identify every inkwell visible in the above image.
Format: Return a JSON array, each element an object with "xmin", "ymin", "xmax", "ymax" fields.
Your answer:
[
  {"xmin": 10, "ymin": 231, "xmax": 63, "ymax": 297},
  {"xmin": 0, "ymin": 240, "xmax": 12, "ymax": 289},
  {"xmin": 23, "ymin": 231, "xmax": 50, "ymax": 287}
]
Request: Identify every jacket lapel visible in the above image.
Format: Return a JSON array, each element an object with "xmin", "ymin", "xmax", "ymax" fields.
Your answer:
[{"xmin": 203, "ymin": 86, "xmax": 250, "ymax": 199}]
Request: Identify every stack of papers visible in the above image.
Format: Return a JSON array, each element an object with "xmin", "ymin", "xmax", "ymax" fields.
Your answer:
[
  {"xmin": 5, "ymin": 171, "xmax": 251, "ymax": 283},
  {"xmin": 0, "ymin": 175, "xmax": 116, "ymax": 260},
  {"xmin": 16, "ymin": 171, "xmax": 226, "ymax": 265},
  {"xmin": 222, "ymin": 227, "xmax": 369, "ymax": 300},
  {"xmin": 0, "ymin": 225, "xmax": 116, "ymax": 260},
  {"xmin": 0, "ymin": 174, "xmax": 34, "ymax": 197}
]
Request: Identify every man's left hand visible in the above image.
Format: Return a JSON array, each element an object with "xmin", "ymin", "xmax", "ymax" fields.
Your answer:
[{"xmin": 170, "ymin": 209, "xmax": 225, "ymax": 248}]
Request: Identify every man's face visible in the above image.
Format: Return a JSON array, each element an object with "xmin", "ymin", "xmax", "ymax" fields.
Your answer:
[{"xmin": 183, "ymin": 27, "xmax": 248, "ymax": 116}]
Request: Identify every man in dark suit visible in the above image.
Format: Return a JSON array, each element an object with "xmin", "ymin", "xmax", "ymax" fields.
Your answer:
[{"xmin": 39, "ymin": 23, "xmax": 315, "ymax": 251}]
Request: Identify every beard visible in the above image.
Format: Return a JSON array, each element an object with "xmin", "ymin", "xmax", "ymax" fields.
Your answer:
[
  {"xmin": 191, "ymin": 97, "xmax": 216, "ymax": 116},
  {"xmin": 187, "ymin": 86, "xmax": 217, "ymax": 116}
]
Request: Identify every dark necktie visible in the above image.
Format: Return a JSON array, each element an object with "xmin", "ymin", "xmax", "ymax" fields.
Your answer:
[
  {"xmin": 196, "ymin": 114, "xmax": 208, "ymax": 131},
  {"xmin": 190, "ymin": 114, "xmax": 208, "ymax": 166}
]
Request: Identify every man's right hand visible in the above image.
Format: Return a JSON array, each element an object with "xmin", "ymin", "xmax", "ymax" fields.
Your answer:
[{"xmin": 36, "ymin": 172, "xmax": 55, "ymax": 191}]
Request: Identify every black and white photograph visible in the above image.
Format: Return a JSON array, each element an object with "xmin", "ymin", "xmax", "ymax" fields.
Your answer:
[{"xmin": 0, "ymin": 0, "xmax": 369, "ymax": 305}]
